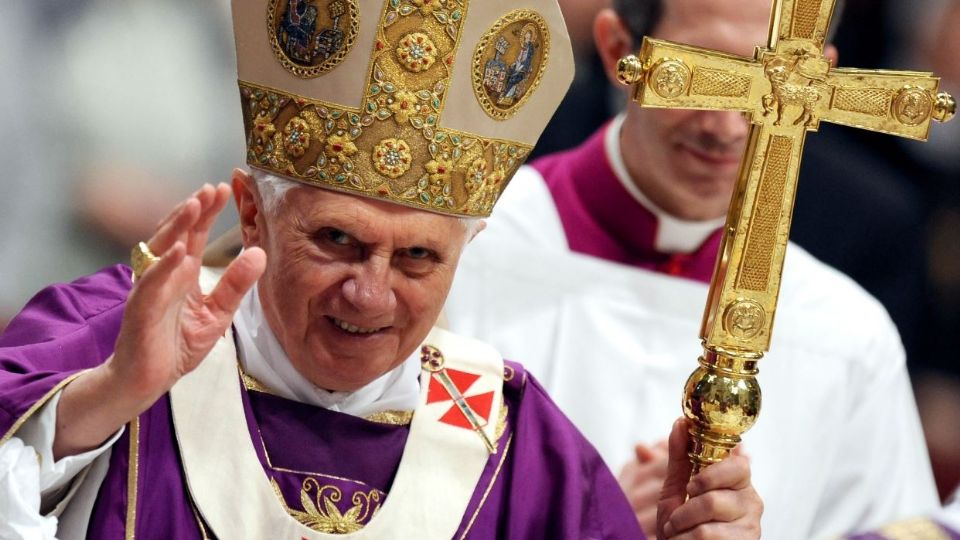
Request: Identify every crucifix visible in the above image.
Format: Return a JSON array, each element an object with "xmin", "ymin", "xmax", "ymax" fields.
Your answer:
[{"xmin": 616, "ymin": 0, "xmax": 956, "ymax": 471}]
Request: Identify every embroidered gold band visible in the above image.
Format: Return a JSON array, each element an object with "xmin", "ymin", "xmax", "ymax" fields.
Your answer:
[{"xmin": 240, "ymin": 79, "xmax": 531, "ymax": 218}]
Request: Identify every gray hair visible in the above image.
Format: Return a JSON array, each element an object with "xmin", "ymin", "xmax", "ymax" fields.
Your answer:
[
  {"xmin": 250, "ymin": 168, "xmax": 304, "ymax": 215},
  {"xmin": 248, "ymin": 168, "xmax": 482, "ymax": 243}
]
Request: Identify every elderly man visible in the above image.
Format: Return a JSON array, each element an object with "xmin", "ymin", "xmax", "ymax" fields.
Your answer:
[
  {"xmin": 0, "ymin": 0, "xmax": 763, "ymax": 538},
  {"xmin": 445, "ymin": 0, "xmax": 939, "ymax": 538}
]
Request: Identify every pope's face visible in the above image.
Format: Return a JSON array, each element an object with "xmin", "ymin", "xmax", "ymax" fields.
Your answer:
[
  {"xmin": 237, "ymin": 175, "xmax": 472, "ymax": 392},
  {"xmin": 622, "ymin": 0, "xmax": 771, "ymax": 220}
]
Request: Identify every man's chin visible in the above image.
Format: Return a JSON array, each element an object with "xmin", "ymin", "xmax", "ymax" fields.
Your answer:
[
  {"xmin": 302, "ymin": 343, "xmax": 406, "ymax": 390},
  {"xmin": 303, "ymin": 360, "xmax": 399, "ymax": 392}
]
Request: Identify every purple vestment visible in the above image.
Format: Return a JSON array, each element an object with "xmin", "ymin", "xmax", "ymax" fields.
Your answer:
[
  {"xmin": 531, "ymin": 124, "xmax": 722, "ymax": 283},
  {"xmin": 845, "ymin": 523, "xmax": 960, "ymax": 540},
  {"xmin": 0, "ymin": 265, "xmax": 643, "ymax": 539}
]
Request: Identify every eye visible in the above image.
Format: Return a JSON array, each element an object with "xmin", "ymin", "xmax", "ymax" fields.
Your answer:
[
  {"xmin": 313, "ymin": 227, "xmax": 360, "ymax": 250},
  {"xmin": 405, "ymin": 247, "xmax": 433, "ymax": 260},
  {"xmin": 323, "ymin": 228, "xmax": 354, "ymax": 246},
  {"xmin": 395, "ymin": 247, "xmax": 440, "ymax": 274}
]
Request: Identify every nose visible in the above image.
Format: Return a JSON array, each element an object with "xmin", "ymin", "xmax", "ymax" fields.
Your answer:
[
  {"xmin": 341, "ymin": 258, "xmax": 397, "ymax": 316},
  {"xmin": 697, "ymin": 110, "xmax": 750, "ymax": 143}
]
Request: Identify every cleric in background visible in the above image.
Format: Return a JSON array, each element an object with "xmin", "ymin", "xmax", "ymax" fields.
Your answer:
[
  {"xmin": 445, "ymin": 0, "xmax": 938, "ymax": 537},
  {"xmin": 0, "ymin": 0, "xmax": 762, "ymax": 538}
]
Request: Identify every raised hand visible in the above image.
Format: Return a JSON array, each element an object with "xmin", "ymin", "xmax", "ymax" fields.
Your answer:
[
  {"xmin": 657, "ymin": 419, "xmax": 763, "ymax": 540},
  {"xmin": 53, "ymin": 183, "xmax": 266, "ymax": 460},
  {"xmin": 618, "ymin": 439, "xmax": 669, "ymax": 536}
]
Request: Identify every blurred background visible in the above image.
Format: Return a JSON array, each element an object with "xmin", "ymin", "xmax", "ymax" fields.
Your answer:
[{"xmin": 0, "ymin": 0, "xmax": 957, "ymax": 501}]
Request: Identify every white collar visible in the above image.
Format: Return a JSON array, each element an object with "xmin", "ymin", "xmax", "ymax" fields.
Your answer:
[
  {"xmin": 232, "ymin": 282, "xmax": 421, "ymax": 417},
  {"xmin": 605, "ymin": 113, "xmax": 726, "ymax": 254}
]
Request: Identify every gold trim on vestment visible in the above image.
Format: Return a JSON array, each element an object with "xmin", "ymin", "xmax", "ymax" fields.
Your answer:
[
  {"xmin": 256, "ymin": 426, "xmax": 386, "ymax": 486},
  {"xmin": 248, "ymin": 391, "xmax": 391, "ymax": 488},
  {"xmin": 271, "ymin": 477, "xmax": 384, "ymax": 533},
  {"xmin": 125, "ymin": 416, "xmax": 140, "ymax": 540},
  {"xmin": 242, "ymin": 359, "xmax": 510, "ymax": 533},
  {"xmin": 0, "ymin": 370, "xmax": 90, "ymax": 445},
  {"xmin": 240, "ymin": 369, "xmax": 275, "ymax": 395},
  {"xmin": 191, "ymin": 502, "xmax": 213, "ymax": 540},
  {"xmin": 879, "ymin": 518, "xmax": 952, "ymax": 540},
  {"xmin": 494, "ymin": 402, "xmax": 508, "ymax": 442},
  {"xmin": 458, "ymin": 433, "xmax": 513, "ymax": 539},
  {"xmin": 239, "ymin": 363, "xmax": 415, "ymax": 426},
  {"xmin": 363, "ymin": 410, "xmax": 414, "ymax": 425}
]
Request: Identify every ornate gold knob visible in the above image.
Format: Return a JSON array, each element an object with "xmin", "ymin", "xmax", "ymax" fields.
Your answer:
[
  {"xmin": 682, "ymin": 348, "xmax": 762, "ymax": 471},
  {"xmin": 934, "ymin": 92, "xmax": 957, "ymax": 123},
  {"xmin": 616, "ymin": 54, "xmax": 646, "ymax": 86}
]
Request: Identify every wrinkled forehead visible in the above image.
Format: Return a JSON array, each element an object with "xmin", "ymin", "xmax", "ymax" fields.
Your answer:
[
  {"xmin": 274, "ymin": 185, "xmax": 470, "ymax": 243},
  {"xmin": 655, "ymin": 0, "xmax": 773, "ymax": 57}
]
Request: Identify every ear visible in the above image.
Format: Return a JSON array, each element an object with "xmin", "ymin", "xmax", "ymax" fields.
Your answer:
[
  {"xmin": 824, "ymin": 44, "xmax": 839, "ymax": 66},
  {"xmin": 594, "ymin": 8, "xmax": 637, "ymax": 88},
  {"xmin": 466, "ymin": 220, "xmax": 487, "ymax": 243},
  {"xmin": 232, "ymin": 168, "xmax": 263, "ymax": 248}
]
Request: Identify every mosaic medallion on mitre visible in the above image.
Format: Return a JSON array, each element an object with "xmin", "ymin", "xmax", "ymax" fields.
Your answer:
[
  {"xmin": 268, "ymin": 0, "xmax": 360, "ymax": 78},
  {"xmin": 473, "ymin": 10, "xmax": 550, "ymax": 120}
]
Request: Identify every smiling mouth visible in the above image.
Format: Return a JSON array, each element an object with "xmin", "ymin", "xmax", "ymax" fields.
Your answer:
[
  {"xmin": 327, "ymin": 316, "xmax": 387, "ymax": 335},
  {"xmin": 682, "ymin": 145, "xmax": 743, "ymax": 166}
]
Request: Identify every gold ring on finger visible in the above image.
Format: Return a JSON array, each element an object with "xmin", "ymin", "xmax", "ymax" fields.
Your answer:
[{"xmin": 130, "ymin": 242, "xmax": 161, "ymax": 282}]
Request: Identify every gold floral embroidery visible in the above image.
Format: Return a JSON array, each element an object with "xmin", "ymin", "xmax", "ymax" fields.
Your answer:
[
  {"xmin": 411, "ymin": 0, "xmax": 444, "ymax": 16},
  {"xmin": 418, "ymin": 158, "xmax": 456, "ymax": 208},
  {"xmin": 372, "ymin": 138, "xmax": 413, "ymax": 178},
  {"xmin": 325, "ymin": 134, "xmax": 359, "ymax": 160},
  {"xmin": 283, "ymin": 117, "xmax": 313, "ymax": 158},
  {"xmin": 465, "ymin": 157, "xmax": 487, "ymax": 192},
  {"xmin": 396, "ymin": 33, "xmax": 438, "ymax": 73},
  {"xmin": 252, "ymin": 114, "xmax": 277, "ymax": 152},
  {"xmin": 425, "ymin": 158, "xmax": 453, "ymax": 182},
  {"xmin": 461, "ymin": 149, "xmax": 514, "ymax": 216},
  {"xmin": 388, "ymin": 90, "xmax": 421, "ymax": 124},
  {"xmin": 272, "ymin": 478, "xmax": 383, "ymax": 534}
]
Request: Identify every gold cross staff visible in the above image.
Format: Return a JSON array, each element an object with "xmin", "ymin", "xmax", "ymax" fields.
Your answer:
[{"xmin": 616, "ymin": 0, "xmax": 956, "ymax": 471}]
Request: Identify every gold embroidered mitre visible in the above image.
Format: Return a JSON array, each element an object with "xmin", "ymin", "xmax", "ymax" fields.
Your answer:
[{"xmin": 232, "ymin": 0, "xmax": 574, "ymax": 217}]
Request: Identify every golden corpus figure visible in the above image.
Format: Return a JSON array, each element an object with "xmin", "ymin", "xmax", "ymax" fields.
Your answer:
[{"xmin": 617, "ymin": 0, "xmax": 957, "ymax": 471}]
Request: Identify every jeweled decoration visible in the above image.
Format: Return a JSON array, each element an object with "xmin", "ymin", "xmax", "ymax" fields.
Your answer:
[
  {"xmin": 268, "ymin": 0, "xmax": 360, "ymax": 78},
  {"xmin": 473, "ymin": 10, "xmax": 551, "ymax": 120}
]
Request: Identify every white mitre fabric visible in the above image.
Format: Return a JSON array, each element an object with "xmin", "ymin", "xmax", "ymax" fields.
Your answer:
[
  {"xmin": 445, "ymin": 131, "xmax": 939, "ymax": 539},
  {"xmin": 0, "ymin": 284, "xmax": 420, "ymax": 539}
]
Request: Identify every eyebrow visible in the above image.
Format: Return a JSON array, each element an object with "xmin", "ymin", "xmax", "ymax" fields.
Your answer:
[{"xmin": 303, "ymin": 216, "xmax": 449, "ymax": 253}]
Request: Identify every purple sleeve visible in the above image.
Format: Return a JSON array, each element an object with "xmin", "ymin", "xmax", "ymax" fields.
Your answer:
[
  {"xmin": 0, "ymin": 265, "xmax": 132, "ymax": 438},
  {"xmin": 503, "ymin": 365, "xmax": 644, "ymax": 539}
]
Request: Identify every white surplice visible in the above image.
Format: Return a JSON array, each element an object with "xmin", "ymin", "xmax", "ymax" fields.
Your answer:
[{"xmin": 445, "ymin": 119, "xmax": 939, "ymax": 539}]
